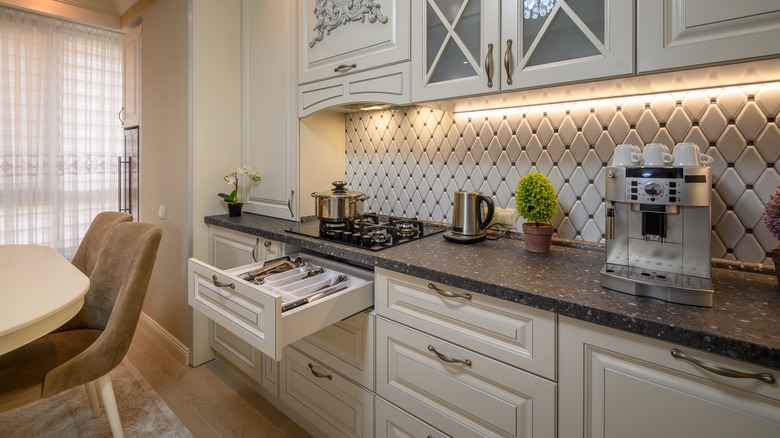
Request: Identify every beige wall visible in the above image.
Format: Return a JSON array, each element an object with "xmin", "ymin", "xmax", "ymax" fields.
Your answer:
[{"xmin": 138, "ymin": 0, "xmax": 190, "ymax": 346}]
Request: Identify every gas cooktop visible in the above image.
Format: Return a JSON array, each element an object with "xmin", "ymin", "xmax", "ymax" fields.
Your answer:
[{"xmin": 285, "ymin": 213, "xmax": 445, "ymax": 251}]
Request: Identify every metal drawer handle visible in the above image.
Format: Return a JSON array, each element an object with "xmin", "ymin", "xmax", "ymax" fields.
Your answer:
[
  {"xmin": 504, "ymin": 39, "xmax": 513, "ymax": 85},
  {"xmin": 287, "ymin": 190, "xmax": 294, "ymax": 217},
  {"xmin": 428, "ymin": 283, "xmax": 471, "ymax": 300},
  {"xmin": 334, "ymin": 63, "xmax": 357, "ymax": 73},
  {"xmin": 428, "ymin": 345, "xmax": 472, "ymax": 367},
  {"xmin": 485, "ymin": 43, "xmax": 494, "ymax": 88},
  {"xmin": 671, "ymin": 349, "xmax": 776, "ymax": 384},
  {"xmin": 211, "ymin": 275, "xmax": 235, "ymax": 290},
  {"xmin": 308, "ymin": 363, "xmax": 332, "ymax": 380}
]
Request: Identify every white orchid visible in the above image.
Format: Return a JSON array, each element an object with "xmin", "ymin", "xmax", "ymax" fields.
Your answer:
[{"xmin": 218, "ymin": 166, "xmax": 261, "ymax": 204}]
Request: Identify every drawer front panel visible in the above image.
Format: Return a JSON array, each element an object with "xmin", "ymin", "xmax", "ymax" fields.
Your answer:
[
  {"xmin": 376, "ymin": 268, "xmax": 555, "ymax": 379},
  {"xmin": 377, "ymin": 317, "xmax": 556, "ymax": 438},
  {"xmin": 375, "ymin": 396, "xmax": 447, "ymax": 438},
  {"xmin": 281, "ymin": 347, "xmax": 374, "ymax": 437},
  {"xmin": 188, "ymin": 254, "xmax": 374, "ymax": 360},
  {"xmin": 292, "ymin": 311, "xmax": 375, "ymax": 390}
]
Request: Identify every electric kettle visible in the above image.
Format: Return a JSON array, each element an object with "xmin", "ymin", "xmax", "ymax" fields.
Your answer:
[{"xmin": 445, "ymin": 191, "xmax": 495, "ymax": 243}]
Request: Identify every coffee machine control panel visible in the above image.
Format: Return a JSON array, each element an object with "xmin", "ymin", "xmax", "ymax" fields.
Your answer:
[{"xmin": 619, "ymin": 167, "xmax": 710, "ymax": 207}]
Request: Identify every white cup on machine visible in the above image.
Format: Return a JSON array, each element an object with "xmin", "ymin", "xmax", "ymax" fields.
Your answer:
[
  {"xmin": 611, "ymin": 143, "xmax": 642, "ymax": 166},
  {"xmin": 672, "ymin": 142, "xmax": 713, "ymax": 167},
  {"xmin": 642, "ymin": 143, "xmax": 674, "ymax": 166}
]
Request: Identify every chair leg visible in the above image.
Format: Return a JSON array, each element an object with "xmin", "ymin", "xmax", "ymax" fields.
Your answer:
[
  {"xmin": 85, "ymin": 381, "xmax": 101, "ymax": 417},
  {"xmin": 95, "ymin": 374, "xmax": 125, "ymax": 438}
]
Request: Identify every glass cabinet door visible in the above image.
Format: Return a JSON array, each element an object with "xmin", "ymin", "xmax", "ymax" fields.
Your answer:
[
  {"xmin": 412, "ymin": 0, "xmax": 500, "ymax": 102},
  {"xmin": 502, "ymin": 0, "xmax": 633, "ymax": 90}
]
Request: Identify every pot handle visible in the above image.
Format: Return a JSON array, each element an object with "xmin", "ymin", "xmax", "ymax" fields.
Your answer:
[
  {"xmin": 348, "ymin": 194, "xmax": 369, "ymax": 204},
  {"xmin": 477, "ymin": 194, "xmax": 495, "ymax": 231}
]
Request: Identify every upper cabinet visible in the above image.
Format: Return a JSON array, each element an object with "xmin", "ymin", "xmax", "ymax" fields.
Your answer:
[
  {"xmin": 122, "ymin": 25, "xmax": 141, "ymax": 128},
  {"xmin": 637, "ymin": 0, "xmax": 780, "ymax": 73},
  {"xmin": 298, "ymin": 0, "xmax": 410, "ymax": 84},
  {"xmin": 412, "ymin": 0, "xmax": 633, "ymax": 103},
  {"xmin": 297, "ymin": 0, "xmax": 411, "ymax": 116},
  {"xmin": 242, "ymin": 0, "xmax": 298, "ymax": 220}
]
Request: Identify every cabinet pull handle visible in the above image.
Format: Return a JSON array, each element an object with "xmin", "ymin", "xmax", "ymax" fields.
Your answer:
[
  {"xmin": 287, "ymin": 190, "xmax": 294, "ymax": 217},
  {"xmin": 504, "ymin": 39, "xmax": 513, "ymax": 85},
  {"xmin": 308, "ymin": 363, "xmax": 332, "ymax": 380},
  {"xmin": 485, "ymin": 43, "xmax": 494, "ymax": 88},
  {"xmin": 252, "ymin": 239, "xmax": 259, "ymax": 263},
  {"xmin": 671, "ymin": 349, "xmax": 776, "ymax": 384},
  {"xmin": 428, "ymin": 283, "xmax": 471, "ymax": 300},
  {"xmin": 118, "ymin": 107, "xmax": 125, "ymax": 125},
  {"xmin": 211, "ymin": 275, "xmax": 235, "ymax": 290},
  {"xmin": 428, "ymin": 345, "xmax": 472, "ymax": 367},
  {"xmin": 334, "ymin": 63, "xmax": 357, "ymax": 73}
]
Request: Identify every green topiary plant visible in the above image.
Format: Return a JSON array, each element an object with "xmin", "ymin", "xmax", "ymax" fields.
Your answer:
[{"xmin": 516, "ymin": 172, "xmax": 558, "ymax": 226}]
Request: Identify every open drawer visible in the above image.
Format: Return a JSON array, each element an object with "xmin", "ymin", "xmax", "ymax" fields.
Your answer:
[{"xmin": 188, "ymin": 253, "xmax": 373, "ymax": 360}]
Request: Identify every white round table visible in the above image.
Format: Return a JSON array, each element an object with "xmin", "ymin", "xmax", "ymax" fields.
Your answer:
[{"xmin": 0, "ymin": 245, "xmax": 90, "ymax": 355}]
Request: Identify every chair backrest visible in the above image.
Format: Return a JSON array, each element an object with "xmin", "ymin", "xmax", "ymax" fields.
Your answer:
[
  {"xmin": 71, "ymin": 211, "xmax": 133, "ymax": 277},
  {"xmin": 42, "ymin": 221, "xmax": 162, "ymax": 397}
]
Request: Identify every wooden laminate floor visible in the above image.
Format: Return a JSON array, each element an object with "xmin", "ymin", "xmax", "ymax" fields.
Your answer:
[{"xmin": 126, "ymin": 323, "xmax": 311, "ymax": 438}]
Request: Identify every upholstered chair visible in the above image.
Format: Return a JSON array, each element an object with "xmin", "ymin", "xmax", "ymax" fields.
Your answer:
[
  {"xmin": 71, "ymin": 211, "xmax": 133, "ymax": 277},
  {"xmin": 0, "ymin": 222, "xmax": 162, "ymax": 438}
]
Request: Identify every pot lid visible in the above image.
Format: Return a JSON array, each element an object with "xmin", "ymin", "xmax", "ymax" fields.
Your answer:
[{"xmin": 311, "ymin": 181, "xmax": 367, "ymax": 199}]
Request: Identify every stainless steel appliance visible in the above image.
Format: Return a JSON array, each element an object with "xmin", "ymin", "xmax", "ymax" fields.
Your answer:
[
  {"xmin": 286, "ymin": 213, "xmax": 444, "ymax": 251},
  {"xmin": 311, "ymin": 181, "xmax": 368, "ymax": 222},
  {"xmin": 601, "ymin": 165, "xmax": 714, "ymax": 306},
  {"xmin": 444, "ymin": 191, "xmax": 495, "ymax": 243}
]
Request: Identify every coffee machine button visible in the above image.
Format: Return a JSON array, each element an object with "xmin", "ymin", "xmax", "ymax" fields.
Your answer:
[
  {"xmin": 670, "ymin": 196, "xmax": 677, "ymax": 203},
  {"xmin": 643, "ymin": 181, "xmax": 664, "ymax": 196},
  {"xmin": 669, "ymin": 182, "xmax": 677, "ymax": 187},
  {"xmin": 669, "ymin": 189, "xmax": 677, "ymax": 195}
]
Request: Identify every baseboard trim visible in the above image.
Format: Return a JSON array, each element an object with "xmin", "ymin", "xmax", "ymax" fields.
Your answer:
[{"xmin": 138, "ymin": 312, "xmax": 190, "ymax": 365}]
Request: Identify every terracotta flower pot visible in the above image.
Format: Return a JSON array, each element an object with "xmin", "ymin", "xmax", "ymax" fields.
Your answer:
[
  {"xmin": 227, "ymin": 202, "xmax": 243, "ymax": 217},
  {"xmin": 772, "ymin": 249, "xmax": 780, "ymax": 289},
  {"xmin": 522, "ymin": 222, "xmax": 554, "ymax": 253}
]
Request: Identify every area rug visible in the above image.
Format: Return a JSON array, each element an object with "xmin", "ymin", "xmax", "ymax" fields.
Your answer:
[{"xmin": 0, "ymin": 358, "xmax": 192, "ymax": 437}]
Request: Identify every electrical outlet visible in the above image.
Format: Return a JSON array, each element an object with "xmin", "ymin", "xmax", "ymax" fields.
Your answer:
[{"xmin": 492, "ymin": 207, "xmax": 517, "ymax": 228}]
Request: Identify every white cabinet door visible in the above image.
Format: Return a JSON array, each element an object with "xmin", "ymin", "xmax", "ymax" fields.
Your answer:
[
  {"xmin": 558, "ymin": 316, "xmax": 780, "ymax": 438},
  {"xmin": 122, "ymin": 25, "xmax": 141, "ymax": 128},
  {"xmin": 291, "ymin": 311, "xmax": 375, "ymax": 390},
  {"xmin": 502, "ymin": 0, "xmax": 633, "ymax": 90},
  {"xmin": 377, "ymin": 317, "xmax": 556, "ymax": 438},
  {"xmin": 637, "ymin": 0, "xmax": 780, "ymax": 73},
  {"xmin": 412, "ymin": 0, "xmax": 501, "ymax": 102},
  {"xmin": 280, "ymin": 347, "xmax": 375, "ymax": 437},
  {"xmin": 298, "ymin": 0, "xmax": 410, "ymax": 85},
  {"xmin": 375, "ymin": 397, "xmax": 448, "ymax": 438},
  {"xmin": 242, "ymin": 0, "xmax": 298, "ymax": 220},
  {"xmin": 375, "ymin": 268, "xmax": 556, "ymax": 380}
]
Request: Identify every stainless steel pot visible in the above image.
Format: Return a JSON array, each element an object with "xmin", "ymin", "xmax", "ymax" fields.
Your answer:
[{"xmin": 311, "ymin": 181, "xmax": 368, "ymax": 222}]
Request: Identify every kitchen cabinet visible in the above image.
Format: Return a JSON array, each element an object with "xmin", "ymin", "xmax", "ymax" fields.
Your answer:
[
  {"xmin": 412, "ymin": 0, "xmax": 633, "ymax": 103},
  {"xmin": 242, "ymin": 0, "xmax": 298, "ymax": 220},
  {"xmin": 637, "ymin": 0, "xmax": 780, "ymax": 73},
  {"xmin": 189, "ymin": 252, "xmax": 373, "ymax": 361},
  {"xmin": 122, "ymin": 25, "xmax": 141, "ymax": 128},
  {"xmin": 206, "ymin": 226, "xmax": 283, "ymax": 393},
  {"xmin": 558, "ymin": 316, "xmax": 780, "ymax": 437},
  {"xmin": 279, "ymin": 311, "xmax": 375, "ymax": 437},
  {"xmin": 375, "ymin": 397, "xmax": 448, "ymax": 438},
  {"xmin": 374, "ymin": 268, "xmax": 557, "ymax": 437},
  {"xmin": 297, "ymin": 0, "xmax": 411, "ymax": 116},
  {"xmin": 297, "ymin": 0, "xmax": 410, "ymax": 85}
]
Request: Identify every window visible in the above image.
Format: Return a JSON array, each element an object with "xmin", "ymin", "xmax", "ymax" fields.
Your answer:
[{"xmin": 0, "ymin": 6, "xmax": 124, "ymax": 257}]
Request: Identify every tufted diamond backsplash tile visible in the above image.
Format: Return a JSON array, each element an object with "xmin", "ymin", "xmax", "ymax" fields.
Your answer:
[{"xmin": 345, "ymin": 82, "xmax": 780, "ymax": 264}]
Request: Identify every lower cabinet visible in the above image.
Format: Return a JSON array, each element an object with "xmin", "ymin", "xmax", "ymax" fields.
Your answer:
[
  {"xmin": 375, "ymin": 396, "xmax": 447, "ymax": 438},
  {"xmin": 280, "ymin": 346, "xmax": 374, "ymax": 437},
  {"xmin": 558, "ymin": 315, "xmax": 780, "ymax": 438},
  {"xmin": 375, "ymin": 268, "xmax": 557, "ymax": 438}
]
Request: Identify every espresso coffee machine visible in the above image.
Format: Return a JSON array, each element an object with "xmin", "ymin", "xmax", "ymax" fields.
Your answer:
[{"xmin": 601, "ymin": 164, "xmax": 714, "ymax": 306}]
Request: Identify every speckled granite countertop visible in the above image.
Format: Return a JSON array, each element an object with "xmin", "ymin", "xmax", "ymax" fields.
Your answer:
[{"xmin": 205, "ymin": 213, "xmax": 780, "ymax": 371}]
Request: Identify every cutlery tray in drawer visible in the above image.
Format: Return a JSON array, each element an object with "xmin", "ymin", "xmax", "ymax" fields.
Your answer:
[{"xmin": 188, "ymin": 253, "xmax": 373, "ymax": 360}]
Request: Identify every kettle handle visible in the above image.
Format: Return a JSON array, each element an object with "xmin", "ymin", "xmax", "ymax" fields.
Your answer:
[{"xmin": 477, "ymin": 194, "xmax": 495, "ymax": 231}]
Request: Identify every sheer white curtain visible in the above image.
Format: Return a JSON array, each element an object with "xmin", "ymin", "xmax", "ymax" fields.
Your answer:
[{"xmin": 0, "ymin": 6, "xmax": 123, "ymax": 258}]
